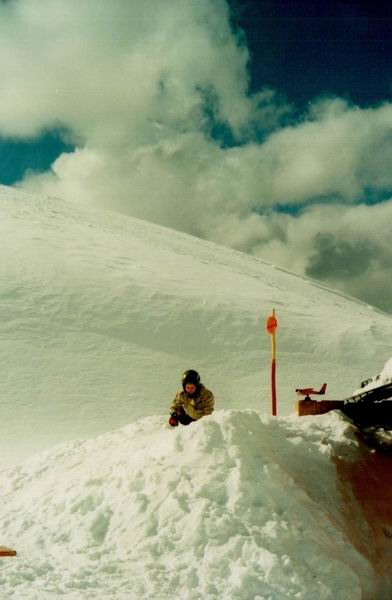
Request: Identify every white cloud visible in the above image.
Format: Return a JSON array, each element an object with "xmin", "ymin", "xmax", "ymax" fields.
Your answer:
[
  {"xmin": 240, "ymin": 201, "xmax": 392, "ymax": 313},
  {"xmin": 1, "ymin": 0, "xmax": 391, "ymax": 311},
  {"xmin": 0, "ymin": 0, "xmax": 256, "ymax": 141}
]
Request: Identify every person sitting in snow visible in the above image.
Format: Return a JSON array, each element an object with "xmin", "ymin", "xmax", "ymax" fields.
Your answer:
[{"xmin": 168, "ymin": 369, "xmax": 214, "ymax": 427}]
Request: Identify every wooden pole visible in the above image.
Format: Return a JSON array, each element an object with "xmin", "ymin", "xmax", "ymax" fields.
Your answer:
[
  {"xmin": 0, "ymin": 546, "xmax": 17, "ymax": 557},
  {"xmin": 266, "ymin": 309, "xmax": 278, "ymax": 416}
]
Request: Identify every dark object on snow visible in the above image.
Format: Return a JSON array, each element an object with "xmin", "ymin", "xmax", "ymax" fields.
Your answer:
[
  {"xmin": 342, "ymin": 381, "xmax": 392, "ymax": 429},
  {"xmin": 170, "ymin": 372, "xmax": 214, "ymax": 422},
  {"xmin": 169, "ymin": 413, "xmax": 179, "ymax": 427},
  {"xmin": 169, "ymin": 408, "xmax": 195, "ymax": 427},
  {"xmin": 298, "ymin": 399, "xmax": 344, "ymax": 416},
  {"xmin": 182, "ymin": 369, "xmax": 201, "ymax": 393},
  {"xmin": 342, "ymin": 402, "xmax": 392, "ymax": 428},
  {"xmin": 0, "ymin": 547, "xmax": 16, "ymax": 557},
  {"xmin": 344, "ymin": 381, "xmax": 392, "ymax": 406},
  {"xmin": 297, "ymin": 381, "xmax": 392, "ymax": 430}
]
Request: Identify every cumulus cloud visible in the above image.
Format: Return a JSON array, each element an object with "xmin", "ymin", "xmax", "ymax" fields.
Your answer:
[
  {"xmin": 0, "ymin": 0, "xmax": 260, "ymax": 140},
  {"xmin": 0, "ymin": 0, "xmax": 391, "ymax": 311},
  {"xmin": 243, "ymin": 201, "xmax": 392, "ymax": 314},
  {"xmin": 304, "ymin": 201, "xmax": 392, "ymax": 313}
]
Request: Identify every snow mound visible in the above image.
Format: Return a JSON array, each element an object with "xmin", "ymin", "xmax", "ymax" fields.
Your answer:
[
  {"xmin": 1, "ymin": 185, "xmax": 392, "ymax": 467},
  {"xmin": 353, "ymin": 356, "xmax": 392, "ymax": 395},
  {"xmin": 0, "ymin": 410, "xmax": 374, "ymax": 600}
]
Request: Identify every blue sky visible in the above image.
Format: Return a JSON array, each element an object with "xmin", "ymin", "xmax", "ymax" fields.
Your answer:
[
  {"xmin": 1, "ymin": 0, "xmax": 390, "ymax": 185},
  {"xmin": 0, "ymin": 0, "xmax": 391, "ymax": 312},
  {"xmin": 231, "ymin": 0, "xmax": 392, "ymax": 108},
  {"xmin": 0, "ymin": 130, "xmax": 72, "ymax": 185}
]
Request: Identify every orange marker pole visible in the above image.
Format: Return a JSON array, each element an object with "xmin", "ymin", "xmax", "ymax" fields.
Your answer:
[{"xmin": 266, "ymin": 309, "xmax": 278, "ymax": 416}]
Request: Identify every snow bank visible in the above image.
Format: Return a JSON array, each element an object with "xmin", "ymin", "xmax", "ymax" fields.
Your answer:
[
  {"xmin": 1, "ymin": 185, "xmax": 392, "ymax": 466},
  {"xmin": 381, "ymin": 357, "xmax": 392, "ymax": 382},
  {"xmin": 0, "ymin": 410, "xmax": 375, "ymax": 600},
  {"xmin": 352, "ymin": 356, "xmax": 392, "ymax": 395}
]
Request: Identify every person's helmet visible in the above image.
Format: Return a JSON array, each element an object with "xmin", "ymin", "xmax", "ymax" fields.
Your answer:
[{"xmin": 182, "ymin": 369, "xmax": 201, "ymax": 389}]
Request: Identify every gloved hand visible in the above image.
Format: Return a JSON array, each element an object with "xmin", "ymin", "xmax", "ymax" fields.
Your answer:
[{"xmin": 169, "ymin": 412, "xmax": 178, "ymax": 427}]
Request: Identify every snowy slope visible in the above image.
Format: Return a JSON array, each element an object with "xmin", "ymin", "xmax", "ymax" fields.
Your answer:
[
  {"xmin": 1, "ymin": 184, "xmax": 392, "ymax": 466},
  {"xmin": 1, "ymin": 185, "xmax": 392, "ymax": 600},
  {"xmin": 352, "ymin": 357, "xmax": 392, "ymax": 395},
  {"xmin": 0, "ymin": 410, "xmax": 381, "ymax": 600}
]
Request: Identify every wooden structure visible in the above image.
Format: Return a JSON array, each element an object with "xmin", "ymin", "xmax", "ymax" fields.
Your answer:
[
  {"xmin": 0, "ymin": 546, "xmax": 17, "ymax": 557},
  {"xmin": 298, "ymin": 399, "xmax": 344, "ymax": 416}
]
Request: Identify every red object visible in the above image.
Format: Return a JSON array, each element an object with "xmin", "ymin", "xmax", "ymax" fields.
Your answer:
[
  {"xmin": 168, "ymin": 416, "xmax": 178, "ymax": 427},
  {"xmin": 298, "ymin": 399, "xmax": 343, "ymax": 416},
  {"xmin": 271, "ymin": 358, "xmax": 277, "ymax": 416},
  {"xmin": 266, "ymin": 315, "xmax": 278, "ymax": 335},
  {"xmin": 296, "ymin": 383, "xmax": 327, "ymax": 397},
  {"xmin": 266, "ymin": 310, "xmax": 278, "ymax": 415}
]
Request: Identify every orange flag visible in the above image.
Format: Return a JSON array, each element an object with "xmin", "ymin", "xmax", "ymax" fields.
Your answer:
[{"xmin": 266, "ymin": 309, "xmax": 278, "ymax": 415}]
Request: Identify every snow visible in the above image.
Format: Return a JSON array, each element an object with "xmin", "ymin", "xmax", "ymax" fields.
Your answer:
[
  {"xmin": 0, "ymin": 411, "xmax": 377, "ymax": 599},
  {"xmin": 1, "ymin": 184, "xmax": 392, "ymax": 467},
  {"xmin": 0, "ymin": 185, "xmax": 391, "ymax": 598},
  {"xmin": 353, "ymin": 357, "xmax": 392, "ymax": 394}
]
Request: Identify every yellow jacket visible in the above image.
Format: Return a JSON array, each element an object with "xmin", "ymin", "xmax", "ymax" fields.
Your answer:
[{"xmin": 170, "ymin": 385, "xmax": 214, "ymax": 421}]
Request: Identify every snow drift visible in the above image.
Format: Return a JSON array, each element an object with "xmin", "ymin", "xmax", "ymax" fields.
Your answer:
[
  {"xmin": 353, "ymin": 357, "xmax": 392, "ymax": 395},
  {"xmin": 0, "ymin": 410, "xmax": 384, "ymax": 600},
  {"xmin": 1, "ymin": 185, "xmax": 392, "ymax": 599},
  {"xmin": 1, "ymin": 184, "xmax": 392, "ymax": 467}
]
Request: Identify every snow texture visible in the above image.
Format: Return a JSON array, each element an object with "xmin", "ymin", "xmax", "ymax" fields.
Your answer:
[
  {"xmin": 0, "ymin": 410, "xmax": 378, "ymax": 600},
  {"xmin": 353, "ymin": 357, "xmax": 392, "ymax": 395},
  {"xmin": 0, "ymin": 185, "xmax": 391, "ymax": 599},
  {"xmin": 1, "ymin": 185, "xmax": 392, "ymax": 467}
]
